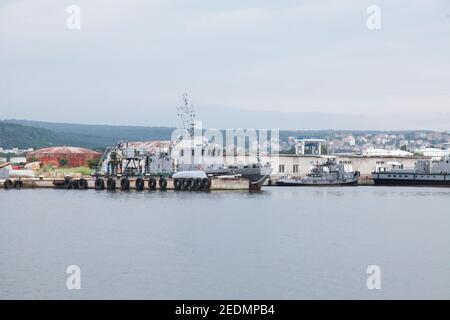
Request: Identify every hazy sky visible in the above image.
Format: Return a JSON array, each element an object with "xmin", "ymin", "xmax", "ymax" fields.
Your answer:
[{"xmin": 1, "ymin": 0, "xmax": 450, "ymax": 128}]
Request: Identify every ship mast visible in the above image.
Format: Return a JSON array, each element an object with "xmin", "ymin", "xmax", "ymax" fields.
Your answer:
[{"xmin": 177, "ymin": 93, "xmax": 196, "ymax": 138}]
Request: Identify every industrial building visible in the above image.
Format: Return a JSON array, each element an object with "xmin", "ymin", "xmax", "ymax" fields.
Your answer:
[
  {"xmin": 263, "ymin": 154, "xmax": 421, "ymax": 177},
  {"xmin": 26, "ymin": 146, "xmax": 101, "ymax": 167}
]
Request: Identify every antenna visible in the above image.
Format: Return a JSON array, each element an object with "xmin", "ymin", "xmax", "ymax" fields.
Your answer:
[{"xmin": 177, "ymin": 93, "xmax": 196, "ymax": 137}]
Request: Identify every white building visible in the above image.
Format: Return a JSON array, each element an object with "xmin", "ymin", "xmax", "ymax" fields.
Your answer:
[
  {"xmin": 0, "ymin": 147, "xmax": 34, "ymax": 154},
  {"xmin": 362, "ymin": 148, "xmax": 413, "ymax": 157},
  {"xmin": 9, "ymin": 157, "xmax": 27, "ymax": 164},
  {"xmin": 416, "ymin": 147, "xmax": 450, "ymax": 158},
  {"xmin": 294, "ymin": 138, "xmax": 327, "ymax": 155}
]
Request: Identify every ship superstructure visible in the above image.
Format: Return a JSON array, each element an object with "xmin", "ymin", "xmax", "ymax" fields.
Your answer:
[{"xmin": 276, "ymin": 157, "xmax": 360, "ymax": 186}]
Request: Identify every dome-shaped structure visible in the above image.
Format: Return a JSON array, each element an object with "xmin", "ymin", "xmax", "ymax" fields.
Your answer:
[{"xmin": 27, "ymin": 146, "xmax": 101, "ymax": 167}]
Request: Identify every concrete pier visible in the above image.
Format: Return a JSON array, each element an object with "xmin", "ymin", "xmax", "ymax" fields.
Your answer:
[
  {"xmin": 358, "ymin": 174, "xmax": 375, "ymax": 185},
  {"xmin": 0, "ymin": 176, "xmax": 251, "ymax": 191}
]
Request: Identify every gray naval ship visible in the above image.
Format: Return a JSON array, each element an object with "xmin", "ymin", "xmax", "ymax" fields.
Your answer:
[
  {"xmin": 276, "ymin": 157, "xmax": 360, "ymax": 186},
  {"xmin": 372, "ymin": 157, "xmax": 450, "ymax": 186},
  {"xmin": 174, "ymin": 94, "xmax": 272, "ymax": 190}
]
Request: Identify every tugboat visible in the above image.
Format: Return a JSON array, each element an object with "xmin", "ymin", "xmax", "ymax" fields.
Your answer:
[
  {"xmin": 276, "ymin": 158, "xmax": 360, "ymax": 186},
  {"xmin": 372, "ymin": 157, "xmax": 450, "ymax": 186}
]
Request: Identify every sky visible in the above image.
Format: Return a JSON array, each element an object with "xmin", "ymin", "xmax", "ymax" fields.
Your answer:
[{"xmin": 1, "ymin": 0, "xmax": 450, "ymax": 129}]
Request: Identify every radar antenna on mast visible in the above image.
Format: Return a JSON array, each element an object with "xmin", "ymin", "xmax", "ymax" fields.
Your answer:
[{"xmin": 177, "ymin": 93, "xmax": 196, "ymax": 137}]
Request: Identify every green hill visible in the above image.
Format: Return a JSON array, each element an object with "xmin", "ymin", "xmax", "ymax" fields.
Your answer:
[
  {"xmin": 0, "ymin": 120, "xmax": 176, "ymax": 150},
  {"xmin": 0, "ymin": 122, "xmax": 112, "ymax": 150},
  {"xmin": 0, "ymin": 122, "xmax": 63, "ymax": 149}
]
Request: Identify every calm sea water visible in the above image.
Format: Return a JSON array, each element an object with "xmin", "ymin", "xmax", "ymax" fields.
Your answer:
[{"xmin": 0, "ymin": 187, "xmax": 449, "ymax": 299}]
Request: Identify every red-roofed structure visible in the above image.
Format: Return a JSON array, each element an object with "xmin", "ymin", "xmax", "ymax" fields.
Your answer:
[{"xmin": 27, "ymin": 147, "xmax": 101, "ymax": 167}]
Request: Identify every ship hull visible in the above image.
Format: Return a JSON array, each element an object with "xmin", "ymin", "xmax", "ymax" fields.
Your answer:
[
  {"xmin": 206, "ymin": 167, "xmax": 272, "ymax": 190},
  {"xmin": 242, "ymin": 173, "xmax": 270, "ymax": 190},
  {"xmin": 276, "ymin": 179, "xmax": 358, "ymax": 187},
  {"xmin": 373, "ymin": 179, "xmax": 450, "ymax": 186},
  {"xmin": 372, "ymin": 172, "xmax": 450, "ymax": 186}
]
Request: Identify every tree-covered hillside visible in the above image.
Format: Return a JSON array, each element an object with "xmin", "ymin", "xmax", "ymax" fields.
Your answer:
[
  {"xmin": 0, "ymin": 122, "xmax": 63, "ymax": 149},
  {"xmin": 0, "ymin": 122, "xmax": 110, "ymax": 150},
  {"xmin": 4, "ymin": 120, "xmax": 175, "ymax": 148},
  {"xmin": 0, "ymin": 120, "xmax": 176, "ymax": 150}
]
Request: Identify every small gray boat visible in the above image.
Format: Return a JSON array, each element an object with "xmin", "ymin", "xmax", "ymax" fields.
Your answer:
[{"xmin": 276, "ymin": 158, "xmax": 360, "ymax": 186}]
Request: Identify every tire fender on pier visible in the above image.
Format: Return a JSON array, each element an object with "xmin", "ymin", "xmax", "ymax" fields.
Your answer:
[
  {"xmin": 202, "ymin": 178, "xmax": 211, "ymax": 190},
  {"xmin": 135, "ymin": 178, "xmax": 145, "ymax": 191},
  {"xmin": 173, "ymin": 178, "xmax": 182, "ymax": 190},
  {"xmin": 64, "ymin": 177, "xmax": 72, "ymax": 189},
  {"xmin": 194, "ymin": 178, "xmax": 202, "ymax": 190},
  {"xmin": 188, "ymin": 178, "xmax": 196, "ymax": 190},
  {"xmin": 107, "ymin": 177, "xmax": 116, "ymax": 190},
  {"xmin": 14, "ymin": 180, "xmax": 23, "ymax": 189},
  {"xmin": 95, "ymin": 178, "xmax": 105, "ymax": 190},
  {"xmin": 120, "ymin": 177, "xmax": 130, "ymax": 190},
  {"xmin": 78, "ymin": 178, "xmax": 88, "ymax": 189},
  {"xmin": 71, "ymin": 179, "xmax": 79, "ymax": 189},
  {"xmin": 159, "ymin": 177, "xmax": 167, "ymax": 190},
  {"xmin": 4, "ymin": 179, "xmax": 13, "ymax": 190},
  {"xmin": 148, "ymin": 178, "xmax": 157, "ymax": 190},
  {"xmin": 182, "ymin": 179, "xmax": 190, "ymax": 190}
]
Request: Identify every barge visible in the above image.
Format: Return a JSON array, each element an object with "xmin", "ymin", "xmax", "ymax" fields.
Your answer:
[{"xmin": 372, "ymin": 157, "xmax": 450, "ymax": 186}]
